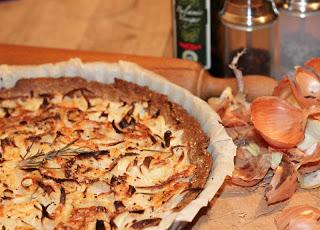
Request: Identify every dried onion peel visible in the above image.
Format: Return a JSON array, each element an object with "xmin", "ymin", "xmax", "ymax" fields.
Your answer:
[
  {"xmin": 231, "ymin": 146, "xmax": 271, "ymax": 187},
  {"xmin": 266, "ymin": 158, "xmax": 297, "ymax": 204},
  {"xmin": 293, "ymin": 67, "xmax": 320, "ymax": 110},
  {"xmin": 275, "ymin": 205, "xmax": 320, "ymax": 230},
  {"xmin": 273, "ymin": 76, "xmax": 302, "ymax": 109},
  {"xmin": 295, "ymin": 67, "xmax": 320, "ymax": 99},
  {"xmin": 305, "ymin": 57, "xmax": 320, "ymax": 76},
  {"xmin": 251, "ymin": 96, "xmax": 309, "ymax": 149},
  {"xmin": 298, "ymin": 169, "xmax": 320, "ymax": 189}
]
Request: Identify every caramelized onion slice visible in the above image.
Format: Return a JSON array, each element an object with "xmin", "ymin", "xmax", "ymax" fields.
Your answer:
[
  {"xmin": 130, "ymin": 218, "xmax": 162, "ymax": 229},
  {"xmin": 251, "ymin": 96, "xmax": 308, "ymax": 148},
  {"xmin": 87, "ymin": 181, "xmax": 110, "ymax": 195},
  {"xmin": 275, "ymin": 205, "xmax": 320, "ymax": 230},
  {"xmin": 266, "ymin": 158, "xmax": 297, "ymax": 204}
]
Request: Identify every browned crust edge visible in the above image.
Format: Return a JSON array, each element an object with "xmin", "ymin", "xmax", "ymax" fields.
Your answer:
[{"xmin": 0, "ymin": 77, "xmax": 212, "ymax": 210}]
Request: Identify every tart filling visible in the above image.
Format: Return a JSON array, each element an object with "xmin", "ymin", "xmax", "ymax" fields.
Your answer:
[{"xmin": 0, "ymin": 77, "xmax": 211, "ymax": 229}]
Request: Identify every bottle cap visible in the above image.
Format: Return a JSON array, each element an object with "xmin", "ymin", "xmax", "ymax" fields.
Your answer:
[{"xmin": 221, "ymin": 0, "xmax": 278, "ymax": 30}]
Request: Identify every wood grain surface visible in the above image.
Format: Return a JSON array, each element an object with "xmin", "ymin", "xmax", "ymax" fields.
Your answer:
[
  {"xmin": 0, "ymin": 0, "xmax": 173, "ymax": 57},
  {"xmin": 0, "ymin": 2, "xmax": 319, "ymax": 230}
]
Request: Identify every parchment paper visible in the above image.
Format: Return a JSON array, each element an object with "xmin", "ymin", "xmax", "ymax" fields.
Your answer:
[{"xmin": 0, "ymin": 59, "xmax": 236, "ymax": 229}]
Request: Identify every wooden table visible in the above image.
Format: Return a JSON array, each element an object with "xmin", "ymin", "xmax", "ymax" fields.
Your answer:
[
  {"xmin": 0, "ymin": 0, "xmax": 173, "ymax": 57},
  {"xmin": 0, "ymin": 2, "xmax": 319, "ymax": 230}
]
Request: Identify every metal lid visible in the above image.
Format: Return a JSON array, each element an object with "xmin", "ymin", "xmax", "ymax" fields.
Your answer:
[
  {"xmin": 220, "ymin": 0, "xmax": 278, "ymax": 30},
  {"xmin": 282, "ymin": 0, "xmax": 320, "ymax": 15}
]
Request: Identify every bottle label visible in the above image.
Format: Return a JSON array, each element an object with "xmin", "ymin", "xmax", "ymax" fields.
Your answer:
[{"xmin": 173, "ymin": 0, "xmax": 211, "ymax": 69}]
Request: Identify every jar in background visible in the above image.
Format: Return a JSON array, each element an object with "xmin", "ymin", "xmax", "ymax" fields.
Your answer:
[
  {"xmin": 217, "ymin": 0, "xmax": 279, "ymax": 78},
  {"xmin": 278, "ymin": 0, "xmax": 320, "ymax": 79}
]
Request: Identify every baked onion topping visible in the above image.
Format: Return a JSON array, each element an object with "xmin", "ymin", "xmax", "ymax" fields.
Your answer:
[{"xmin": 0, "ymin": 82, "xmax": 200, "ymax": 229}]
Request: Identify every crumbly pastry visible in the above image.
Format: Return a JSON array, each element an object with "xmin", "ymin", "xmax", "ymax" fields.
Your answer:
[{"xmin": 0, "ymin": 77, "xmax": 212, "ymax": 230}]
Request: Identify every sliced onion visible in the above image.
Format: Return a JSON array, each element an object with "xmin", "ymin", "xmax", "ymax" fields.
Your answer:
[
  {"xmin": 87, "ymin": 181, "xmax": 110, "ymax": 195},
  {"xmin": 275, "ymin": 205, "xmax": 320, "ymax": 230},
  {"xmin": 266, "ymin": 159, "xmax": 297, "ymax": 204},
  {"xmin": 113, "ymin": 212, "xmax": 133, "ymax": 229},
  {"xmin": 251, "ymin": 96, "xmax": 308, "ymax": 148}
]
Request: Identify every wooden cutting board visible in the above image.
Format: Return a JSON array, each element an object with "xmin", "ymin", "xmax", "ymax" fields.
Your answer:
[{"xmin": 0, "ymin": 44, "xmax": 317, "ymax": 230}]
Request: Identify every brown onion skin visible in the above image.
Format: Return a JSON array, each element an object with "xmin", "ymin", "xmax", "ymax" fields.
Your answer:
[
  {"xmin": 251, "ymin": 96, "xmax": 307, "ymax": 149},
  {"xmin": 266, "ymin": 158, "xmax": 297, "ymax": 205},
  {"xmin": 305, "ymin": 57, "xmax": 320, "ymax": 76},
  {"xmin": 275, "ymin": 205, "xmax": 320, "ymax": 230}
]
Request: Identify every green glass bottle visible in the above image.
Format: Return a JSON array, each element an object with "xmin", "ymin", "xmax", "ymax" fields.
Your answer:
[{"xmin": 173, "ymin": 0, "xmax": 211, "ymax": 69}]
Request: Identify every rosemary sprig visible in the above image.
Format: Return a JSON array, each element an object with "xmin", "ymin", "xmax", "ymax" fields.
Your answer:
[{"xmin": 18, "ymin": 139, "xmax": 84, "ymax": 170}]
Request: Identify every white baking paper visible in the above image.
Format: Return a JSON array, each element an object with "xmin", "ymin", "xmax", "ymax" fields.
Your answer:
[{"xmin": 0, "ymin": 59, "xmax": 236, "ymax": 229}]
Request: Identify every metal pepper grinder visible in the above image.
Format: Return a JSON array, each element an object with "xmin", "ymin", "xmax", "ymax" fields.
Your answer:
[{"xmin": 218, "ymin": 0, "xmax": 279, "ymax": 78}]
